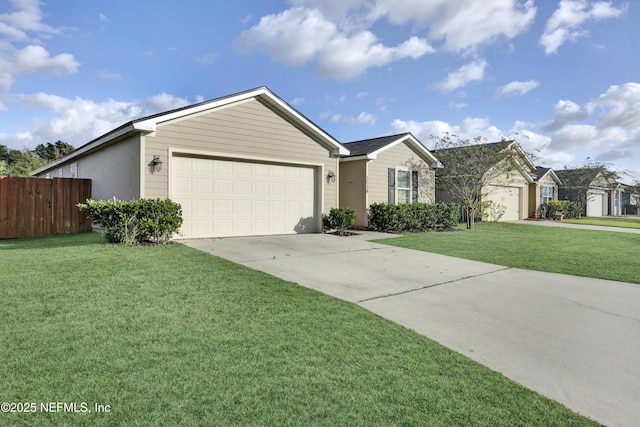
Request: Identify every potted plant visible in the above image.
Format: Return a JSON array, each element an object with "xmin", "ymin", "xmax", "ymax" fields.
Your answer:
[{"xmin": 545, "ymin": 200, "xmax": 565, "ymax": 221}]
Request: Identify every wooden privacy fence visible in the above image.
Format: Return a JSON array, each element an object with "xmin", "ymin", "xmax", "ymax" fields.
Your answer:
[{"xmin": 0, "ymin": 176, "xmax": 92, "ymax": 239}]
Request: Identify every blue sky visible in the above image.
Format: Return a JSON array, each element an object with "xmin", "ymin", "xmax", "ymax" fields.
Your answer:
[{"xmin": 1, "ymin": 0, "xmax": 638, "ymax": 180}]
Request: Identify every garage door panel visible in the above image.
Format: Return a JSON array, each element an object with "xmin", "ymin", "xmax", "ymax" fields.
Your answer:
[
  {"xmin": 487, "ymin": 185, "xmax": 521, "ymax": 221},
  {"xmin": 172, "ymin": 156, "xmax": 318, "ymax": 238}
]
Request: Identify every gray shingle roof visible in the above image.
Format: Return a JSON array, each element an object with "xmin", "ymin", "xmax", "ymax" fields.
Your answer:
[{"xmin": 342, "ymin": 133, "xmax": 411, "ymax": 156}]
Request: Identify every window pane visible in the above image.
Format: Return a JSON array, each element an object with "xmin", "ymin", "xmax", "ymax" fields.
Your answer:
[
  {"xmin": 398, "ymin": 189, "xmax": 411, "ymax": 204},
  {"xmin": 397, "ymin": 170, "xmax": 410, "ymax": 188}
]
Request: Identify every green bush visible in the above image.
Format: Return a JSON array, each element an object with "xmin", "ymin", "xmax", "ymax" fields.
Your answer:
[
  {"xmin": 327, "ymin": 207, "xmax": 357, "ymax": 235},
  {"xmin": 543, "ymin": 200, "xmax": 582, "ymax": 219},
  {"xmin": 368, "ymin": 202, "xmax": 459, "ymax": 232},
  {"xmin": 77, "ymin": 198, "xmax": 183, "ymax": 245}
]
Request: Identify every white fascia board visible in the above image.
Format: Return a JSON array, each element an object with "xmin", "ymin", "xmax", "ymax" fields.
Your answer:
[
  {"xmin": 31, "ymin": 123, "xmax": 138, "ymax": 176},
  {"xmin": 369, "ymin": 135, "xmax": 441, "ymax": 167},
  {"xmin": 339, "ymin": 155, "xmax": 372, "ymax": 162}
]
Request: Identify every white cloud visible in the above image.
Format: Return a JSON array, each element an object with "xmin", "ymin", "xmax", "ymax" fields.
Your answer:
[
  {"xmin": 378, "ymin": 0, "xmax": 537, "ymax": 53},
  {"xmin": 0, "ymin": 1, "xmax": 78, "ymax": 93},
  {"xmin": 234, "ymin": 5, "xmax": 433, "ymax": 80},
  {"xmin": 98, "ymin": 13, "xmax": 110, "ymax": 24},
  {"xmin": 0, "ymin": 0, "xmax": 62, "ymax": 41},
  {"xmin": 540, "ymin": 0, "xmax": 627, "ymax": 54},
  {"xmin": 13, "ymin": 45, "xmax": 79, "ymax": 75},
  {"xmin": 390, "ymin": 116, "xmax": 503, "ymax": 147},
  {"xmin": 196, "ymin": 53, "xmax": 217, "ymax": 65},
  {"xmin": 14, "ymin": 92, "xmax": 191, "ymax": 147},
  {"xmin": 234, "ymin": 8, "xmax": 336, "ymax": 66},
  {"xmin": 290, "ymin": 97, "xmax": 305, "ymax": 105},
  {"xmin": 542, "ymin": 99, "xmax": 589, "ymax": 131},
  {"xmin": 345, "ymin": 111, "xmax": 376, "ymax": 125},
  {"xmin": 449, "ymin": 101, "xmax": 468, "ymax": 110},
  {"xmin": 434, "ymin": 58, "xmax": 487, "ymax": 92},
  {"xmin": 587, "ymin": 82, "xmax": 640, "ymax": 129},
  {"xmin": 494, "ymin": 79, "xmax": 539, "ymax": 97}
]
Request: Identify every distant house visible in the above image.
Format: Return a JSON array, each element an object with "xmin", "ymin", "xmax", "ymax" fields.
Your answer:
[
  {"xmin": 621, "ymin": 183, "xmax": 639, "ymax": 214},
  {"xmin": 556, "ymin": 169, "xmax": 623, "ymax": 216},
  {"xmin": 339, "ymin": 134, "xmax": 441, "ymax": 228},
  {"xmin": 529, "ymin": 167, "xmax": 562, "ymax": 217},
  {"xmin": 433, "ymin": 141, "xmax": 536, "ymax": 221}
]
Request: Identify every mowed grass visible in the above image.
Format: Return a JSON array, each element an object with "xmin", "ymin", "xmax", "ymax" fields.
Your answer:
[
  {"xmin": 0, "ymin": 233, "xmax": 599, "ymax": 426},
  {"xmin": 378, "ymin": 222, "xmax": 640, "ymax": 284},
  {"xmin": 562, "ymin": 216, "xmax": 640, "ymax": 229}
]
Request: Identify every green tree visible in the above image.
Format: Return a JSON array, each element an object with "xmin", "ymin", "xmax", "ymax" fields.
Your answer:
[
  {"xmin": 34, "ymin": 141, "xmax": 75, "ymax": 162},
  {"xmin": 4, "ymin": 149, "xmax": 46, "ymax": 177},
  {"xmin": 431, "ymin": 133, "xmax": 529, "ymax": 229}
]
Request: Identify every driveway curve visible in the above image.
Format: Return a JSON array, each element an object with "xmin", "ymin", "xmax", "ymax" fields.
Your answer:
[{"xmin": 182, "ymin": 232, "xmax": 640, "ymax": 427}]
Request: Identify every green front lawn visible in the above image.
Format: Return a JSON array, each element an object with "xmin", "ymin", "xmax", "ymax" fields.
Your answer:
[
  {"xmin": 562, "ymin": 216, "xmax": 640, "ymax": 229},
  {"xmin": 377, "ymin": 222, "xmax": 640, "ymax": 284},
  {"xmin": 0, "ymin": 233, "xmax": 598, "ymax": 426}
]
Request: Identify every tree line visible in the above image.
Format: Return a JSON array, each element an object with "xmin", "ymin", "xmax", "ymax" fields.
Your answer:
[{"xmin": 0, "ymin": 141, "xmax": 75, "ymax": 177}]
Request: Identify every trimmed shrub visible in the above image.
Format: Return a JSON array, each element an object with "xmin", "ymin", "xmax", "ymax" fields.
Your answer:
[
  {"xmin": 327, "ymin": 207, "xmax": 357, "ymax": 235},
  {"xmin": 543, "ymin": 200, "xmax": 583, "ymax": 219},
  {"xmin": 77, "ymin": 198, "xmax": 183, "ymax": 245},
  {"xmin": 368, "ymin": 202, "xmax": 459, "ymax": 232}
]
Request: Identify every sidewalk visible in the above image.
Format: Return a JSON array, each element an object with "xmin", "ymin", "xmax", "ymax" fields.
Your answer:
[{"xmin": 514, "ymin": 219, "xmax": 640, "ymax": 234}]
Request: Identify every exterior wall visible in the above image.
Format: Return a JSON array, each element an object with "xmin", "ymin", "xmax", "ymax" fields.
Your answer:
[
  {"xmin": 36, "ymin": 135, "xmax": 141, "ymax": 201},
  {"xmin": 339, "ymin": 160, "xmax": 368, "ymax": 228},
  {"xmin": 528, "ymin": 175, "xmax": 558, "ymax": 217},
  {"xmin": 144, "ymin": 98, "xmax": 339, "ymax": 214},
  {"xmin": 368, "ymin": 142, "xmax": 435, "ymax": 205}
]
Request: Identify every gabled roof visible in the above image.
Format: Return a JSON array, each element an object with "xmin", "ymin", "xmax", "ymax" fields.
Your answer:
[
  {"xmin": 32, "ymin": 86, "xmax": 349, "ymax": 175},
  {"xmin": 534, "ymin": 166, "xmax": 562, "ymax": 185},
  {"xmin": 431, "ymin": 140, "xmax": 536, "ymax": 183},
  {"xmin": 341, "ymin": 133, "xmax": 441, "ymax": 167},
  {"xmin": 555, "ymin": 168, "xmax": 615, "ymax": 189}
]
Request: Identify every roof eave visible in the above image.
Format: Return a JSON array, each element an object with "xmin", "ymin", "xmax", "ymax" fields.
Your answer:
[{"xmin": 31, "ymin": 123, "xmax": 141, "ymax": 176}]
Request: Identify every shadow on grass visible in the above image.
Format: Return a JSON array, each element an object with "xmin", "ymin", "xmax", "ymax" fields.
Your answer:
[{"xmin": 0, "ymin": 232, "xmax": 105, "ymax": 251}]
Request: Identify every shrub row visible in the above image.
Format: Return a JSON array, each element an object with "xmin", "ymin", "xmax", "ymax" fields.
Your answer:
[
  {"xmin": 541, "ymin": 200, "xmax": 583, "ymax": 219},
  {"xmin": 77, "ymin": 198, "xmax": 183, "ymax": 245},
  {"xmin": 368, "ymin": 202, "xmax": 459, "ymax": 232}
]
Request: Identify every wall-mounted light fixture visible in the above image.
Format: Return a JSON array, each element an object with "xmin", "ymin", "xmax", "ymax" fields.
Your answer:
[
  {"xmin": 326, "ymin": 171, "xmax": 336, "ymax": 183},
  {"xmin": 152, "ymin": 155, "xmax": 163, "ymax": 173}
]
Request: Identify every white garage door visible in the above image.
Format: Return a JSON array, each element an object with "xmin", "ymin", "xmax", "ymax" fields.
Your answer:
[
  {"xmin": 172, "ymin": 156, "xmax": 318, "ymax": 238},
  {"xmin": 487, "ymin": 186, "xmax": 521, "ymax": 221},
  {"xmin": 587, "ymin": 192, "xmax": 605, "ymax": 217}
]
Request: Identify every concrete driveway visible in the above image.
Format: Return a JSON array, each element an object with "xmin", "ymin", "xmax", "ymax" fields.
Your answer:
[{"xmin": 182, "ymin": 232, "xmax": 640, "ymax": 427}]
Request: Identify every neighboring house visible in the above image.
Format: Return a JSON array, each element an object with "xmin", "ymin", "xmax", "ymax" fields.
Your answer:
[
  {"xmin": 529, "ymin": 167, "xmax": 562, "ymax": 217},
  {"xmin": 32, "ymin": 87, "xmax": 350, "ymax": 238},
  {"xmin": 433, "ymin": 141, "xmax": 536, "ymax": 221},
  {"xmin": 556, "ymin": 169, "xmax": 623, "ymax": 216},
  {"xmin": 621, "ymin": 183, "xmax": 639, "ymax": 214},
  {"xmin": 339, "ymin": 133, "xmax": 441, "ymax": 228}
]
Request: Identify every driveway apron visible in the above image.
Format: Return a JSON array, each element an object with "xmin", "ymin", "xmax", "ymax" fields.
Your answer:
[{"xmin": 181, "ymin": 233, "xmax": 640, "ymax": 427}]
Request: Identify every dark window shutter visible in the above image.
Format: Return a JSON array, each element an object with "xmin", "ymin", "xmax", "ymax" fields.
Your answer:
[
  {"xmin": 388, "ymin": 168, "xmax": 395, "ymax": 204},
  {"xmin": 412, "ymin": 170, "xmax": 419, "ymax": 203}
]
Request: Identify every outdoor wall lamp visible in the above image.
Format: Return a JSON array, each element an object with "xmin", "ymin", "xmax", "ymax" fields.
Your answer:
[
  {"xmin": 326, "ymin": 171, "xmax": 336, "ymax": 183},
  {"xmin": 152, "ymin": 155, "xmax": 163, "ymax": 173}
]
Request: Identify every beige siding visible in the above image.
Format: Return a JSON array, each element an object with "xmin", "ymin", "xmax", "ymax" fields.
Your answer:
[
  {"xmin": 36, "ymin": 135, "xmax": 141, "ymax": 201},
  {"xmin": 339, "ymin": 160, "xmax": 368, "ymax": 228},
  {"xmin": 368, "ymin": 142, "xmax": 435, "ymax": 205},
  {"xmin": 145, "ymin": 98, "xmax": 338, "ymax": 213}
]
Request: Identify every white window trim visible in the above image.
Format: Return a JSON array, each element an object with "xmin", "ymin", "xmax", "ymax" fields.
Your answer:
[
  {"xmin": 540, "ymin": 185, "xmax": 555, "ymax": 204},
  {"xmin": 395, "ymin": 166, "xmax": 413, "ymax": 205},
  {"xmin": 69, "ymin": 163, "xmax": 78, "ymax": 178},
  {"xmin": 57, "ymin": 168, "xmax": 63, "ymax": 178}
]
